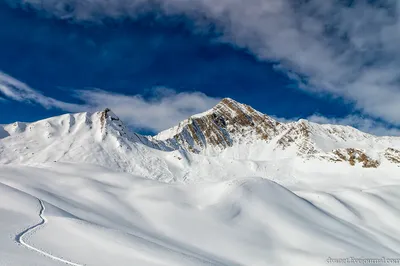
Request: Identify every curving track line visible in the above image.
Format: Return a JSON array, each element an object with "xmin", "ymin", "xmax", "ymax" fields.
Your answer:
[{"xmin": 15, "ymin": 199, "xmax": 83, "ymax": 266}]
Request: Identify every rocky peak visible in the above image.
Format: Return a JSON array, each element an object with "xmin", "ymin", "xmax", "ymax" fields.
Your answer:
[
  {"xmin": 154, "ymin": 98, "xmax": 285, "ymax": 154},
  {"xmin": 99, "ymin": 107, "xmax": 121, "ymax": 127},
  {"xmin": 96, "ymin": 108, "xmax": 128, "ymax": 141},
  {"xmin": 100, "ymin": 107, "xmax": 119, "ymax": 122}
]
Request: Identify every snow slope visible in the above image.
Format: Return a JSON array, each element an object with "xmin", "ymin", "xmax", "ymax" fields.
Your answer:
[
  {"xmin": 1, "ymin": 163, "xmax": 400, "ymax": 266},
  {"xmin": 0, "ymin": 124, "xmax": 9, "ymax": 138}
]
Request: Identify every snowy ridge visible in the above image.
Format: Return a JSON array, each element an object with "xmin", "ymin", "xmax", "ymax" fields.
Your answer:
[
  {"xmin": 153, "ymin": 98, "xmax": 400, "ymax": 168},
  {"xmin": 1, "ymin": 99, "xmax": 400, "ymax": 183},
  {"xmin": 0, "ymin": 109, "xmax": 178, "ymax": 182}
]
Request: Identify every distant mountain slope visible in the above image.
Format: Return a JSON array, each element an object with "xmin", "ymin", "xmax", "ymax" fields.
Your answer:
[
  {"xmin": 153, "ymin": 98, "xmax": 400, "ymax": 168},
  {"xmin": 1, "ymin": 98, "xmax": 400, "ymax": 183},
  {"xmin": 0, "ymin": 109, "xmax": 178, "ymax": 182}
]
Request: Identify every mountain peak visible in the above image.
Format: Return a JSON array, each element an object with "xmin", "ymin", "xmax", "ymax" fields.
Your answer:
[
  {"xmin": 214, "ymin": 97, "xmax": 254, "ymax": 114},
  {"xmin": 191, "ymin": 97, "xmax": 265, "ymax": 122},
  {"xmin": 154, "ymin": 97, "xmax": 283, "ymax": 153},
  {"xmin": 100, "ymin": 108, "xmax": 119, "ymax": 121},
  {"xmin": 216, "ymin": 97, "xmax": 239, "ymax": 106}
]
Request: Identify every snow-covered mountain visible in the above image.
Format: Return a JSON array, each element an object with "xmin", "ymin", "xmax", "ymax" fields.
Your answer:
[
  {"xmin": 3, "ymin": 99, "xmax": 400, "ymax": 266},
  {"xmin": 1, "ymin": 98, "xmax": 400, "ymax": 183},
  {"xmin": 153, "ymin": 98, "xmax": 400, "ymax": 168},
  {"xmin": 0, "ymin": 109, "xmax": 181, "ymax": 182}
]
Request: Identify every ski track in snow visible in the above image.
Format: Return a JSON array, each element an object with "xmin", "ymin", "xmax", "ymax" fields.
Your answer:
[{"xmin": 15, "ymin": 198, "xmax": 84, "ymax": 266}]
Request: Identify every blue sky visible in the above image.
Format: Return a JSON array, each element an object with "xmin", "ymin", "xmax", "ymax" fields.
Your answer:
[{"xmin": 0, "ymin": 0, "xmax": 399, "ymax": 136}]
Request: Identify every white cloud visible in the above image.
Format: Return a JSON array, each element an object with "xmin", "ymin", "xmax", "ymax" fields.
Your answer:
[
  {"xmin": 0, "ymin": 71, "xmax": 220, "ymax": 132},
  {"xmin": 6, "ymin": 0, "xmax": 400, "ymax": 125},
  {"xmin": 0, "ymin": 72, "xmax": 81, "ymax": 112},
  {"xmin": 307, "ymin": 114, "xmax": 400, "ymax": 137},
  {"xmin": 74, "ymin": 88, "xmax": 220, "ymax": 132}
]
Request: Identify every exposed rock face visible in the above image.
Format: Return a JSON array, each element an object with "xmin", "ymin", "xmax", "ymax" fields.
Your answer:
[
  {"xmin": 153, "ymin": 98, "xmax": 285, "ymax": 153},
  {"xmin": 275, "ymin": 120, "xmax": 319, "ymax": 155},
  {"xmin": 385, "ymin": 148, "xmax": 400, "ymax": 164},
  {"xmin": 333, "ymin": 148, "xmax": 380, "ymax": 168}
]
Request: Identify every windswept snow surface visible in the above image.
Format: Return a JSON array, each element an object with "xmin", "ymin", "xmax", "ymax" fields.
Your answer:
[{"xmin": 1, "ymin": 163, "xmax": 400, "ymax": 266}]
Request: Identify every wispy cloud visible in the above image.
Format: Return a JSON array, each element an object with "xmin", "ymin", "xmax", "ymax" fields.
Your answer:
[
  {"xmin": 74, "ymin": 88, "xmax": 220, "ymax": 132},
  {"xmin": 0, "ymin": 72, "xmax": 81, "ymax": 111},
  {"xmin": 307, "ymin": 114, "xmax": 400, "ymax": 137},
  {"xmin": 6, "ymin": 0, "xmax": 400, "ymax": 126},
  {"xmin": 0, "ymin": 71, "xmax": 220, "ymax": 132}
]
